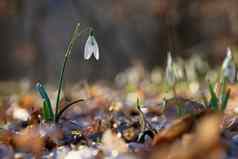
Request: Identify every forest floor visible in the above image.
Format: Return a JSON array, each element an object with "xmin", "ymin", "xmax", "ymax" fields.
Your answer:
[{"xmin": 0, "ymin": 54, "xmax": 238, "ymax": 159}]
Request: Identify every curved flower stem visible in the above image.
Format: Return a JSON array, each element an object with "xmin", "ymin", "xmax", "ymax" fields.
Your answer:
[
  {"xmin": 79, "ymin": 27, "xmax": 94, "ymax": 36},
  {"xmin": 55, "ymin": 23, "xmax": 81, "ymax": 122},
  {"xmin": 55, "ymin": 99, "xmax": 85, "ymax": 122}
]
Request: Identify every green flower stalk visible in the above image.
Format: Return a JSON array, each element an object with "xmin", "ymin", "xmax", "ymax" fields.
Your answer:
[
  {"xmin": 36, "ymin": 23, "xmax": 99, "ymax": 123},
  {"xmin": 55, "ymin": 23, "xmax": 81, "ymax": 121}
]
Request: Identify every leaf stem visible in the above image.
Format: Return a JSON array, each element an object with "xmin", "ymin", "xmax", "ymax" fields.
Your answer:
[{"xmin": 55, "ymin": 23, "xmax": 81, "ymax": 122}]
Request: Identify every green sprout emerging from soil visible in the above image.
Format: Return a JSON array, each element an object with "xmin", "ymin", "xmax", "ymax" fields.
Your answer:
[
  {"xmin": 165, "ymin": 52, "xmax": 177, "ymax": 96},
  {"xmin": 208, "ymin": 48, "xmax": 234, "ymax": 112},
  {"xmin": 208, "ymin": 79, "xmax": 230, "ymax": 112},
  {"xmin": 36, "ymin": 23, "xmax": 99, "ymax": 123},
  {"xmin": 136, "ymin": 98, "xmax": 157, "ymax": 143},
  {"xmin": 165, "ymin": 52, "xmax": 185, "ymax": 117}
]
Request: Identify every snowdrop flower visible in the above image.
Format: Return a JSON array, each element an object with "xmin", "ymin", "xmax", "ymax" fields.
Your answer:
[
  {"xmin": 165, "ymin": 52, "xmax": 176, "ymax": 86},
  {"xmin": 222, "ymin": 48, "xmax": 232, "ymax": 70},
  {"xmin": 84, "ymin": 31, "xmax": 99, "ymax": 60},
  {"xmin": 222, "ymin": 48, "xmax": 236, "ymax": 83}
]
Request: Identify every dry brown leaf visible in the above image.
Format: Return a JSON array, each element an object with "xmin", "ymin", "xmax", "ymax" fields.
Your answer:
[
  {"xmin": 152, "ymin": 114, "xmax": 194, "ymax": 145},
  {"xmin": 13, "ymin": 126, "xmax": 44, "ymax": 157},
  {"xmin": 0, "ymin": 130, "xmax": 13, "ymax": 145},
  {"xmin": 150, "ymin": 113, "xmax": 225, "ymax": 159}
]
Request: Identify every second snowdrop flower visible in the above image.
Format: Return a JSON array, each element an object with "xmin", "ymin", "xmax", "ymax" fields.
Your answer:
[
  {"xmin": 84, "ymin": 31, "xmax": 99, "ymax": 60},
  {"xmin": 165, "ymin": 52, "xmax": 176, "ymax": 86},
  {"xmin": 222, "ymin": 47, "xmax": 236, "ymax": 83},
  {"xmin": 222, "ymin": 48, "xmax": 232, "ymax": 70}
]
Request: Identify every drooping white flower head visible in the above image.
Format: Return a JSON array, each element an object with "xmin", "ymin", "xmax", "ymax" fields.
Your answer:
[
  {"xmin": 165, "ymin": 52, "xmax": 176, "ymax": 86},
  {"xmin": 84, "ymin": 31, "xmax": 99, "ymax": 60},
  {"xmin": 222, "ymin": 47, "xmax": 236, "ymax": 83},
  {"xmin": 222, "ymin": 48, "xmax": 232, "ymax": 70}
]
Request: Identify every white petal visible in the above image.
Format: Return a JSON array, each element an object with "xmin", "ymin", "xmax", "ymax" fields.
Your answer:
[
  {"xmin": 224, "ymin": 62, "xmax": 236, "ymax": 83},
  {"xmin": 222, "ymin": 47, "xmax": 232, "ymax": 70},
  {"xmin": 91, "ymin": 36, "xmax": 99, "ymax": 60},
  {"xmin": 84, "ymin": 36, "xmax": 94, "ymax": 60},
  {"xmin": 167, "ymin": 52, "xmax": 172, "ymax": 66},
  {"xmin": 227, "ymin": 47, "xmax": 232, "ymax": 57},
  {"xmin": 165, "ymin": 52, "xmax": 176, "ymax": 85}
]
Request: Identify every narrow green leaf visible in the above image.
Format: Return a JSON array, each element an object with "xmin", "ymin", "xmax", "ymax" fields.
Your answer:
[
  {"xmin": 221, "ymin": 89, "xmax": 231, "ymax": 112},
  {"xmin": 43, "ymin": 101, "xmax": 54, "ymax": 121},
  {"xmin": 55, "ymin": 23, "xmax": 81, "ymax": 122},
  {"xmin": 36, "ymin": 83, "xmax": 54, "ymax": 121},
  {"xmin": 220, "ymin": 78, "xmax": 227, "ymax": 101},
  {"xmin": 209, "ymin": 83, "xmax": 218, "ymax": 111},
  {"xmin": 36, "ymin": 83, "xmax": 51, "ymax": 102}
]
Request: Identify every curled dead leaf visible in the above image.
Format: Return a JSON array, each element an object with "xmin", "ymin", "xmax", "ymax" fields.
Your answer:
[{"xmin": 152, "ymin": 114, "xmax": 194, "ymax": 146}]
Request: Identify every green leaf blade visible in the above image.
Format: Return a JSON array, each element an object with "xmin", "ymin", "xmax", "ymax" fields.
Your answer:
[
  {"xmin": 209, "ymin": 83, "xmax": 218, "ymax": 111},
  {"xmin": 221, "ymin": 89, "xmax": 231, "ymax": 112},
  {"xmin": 55, "ymin": 23, "xmax": 81, "ymax": 122},
  {"xmin": 36, "ymin": 82, "xmax": 54, "ymax": 122},
  {"xmin": 43, "ymin": 101, "xmax": 54, "ymax": 122}
]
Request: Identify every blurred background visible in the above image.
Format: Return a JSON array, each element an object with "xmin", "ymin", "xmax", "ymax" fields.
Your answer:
[{"xmin": 0, "ymin": 0, "xmax": 238, "ymax": 82}]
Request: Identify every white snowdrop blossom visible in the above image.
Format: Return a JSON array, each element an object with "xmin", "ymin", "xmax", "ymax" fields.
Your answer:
[
  {"xmin": 222, "ymin": 48, "xmax": 236, "ymax": 83},
  {"xmin": 165, "ymin": 52, "xmax": 176, "ymax": 86},
  {"xmin": 222, "ymin": 48, "xmax": 232, "ymax": 70},
  {"xmin": 84, "ymin": 33, "xmax": 99, "ymax": 60}
]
